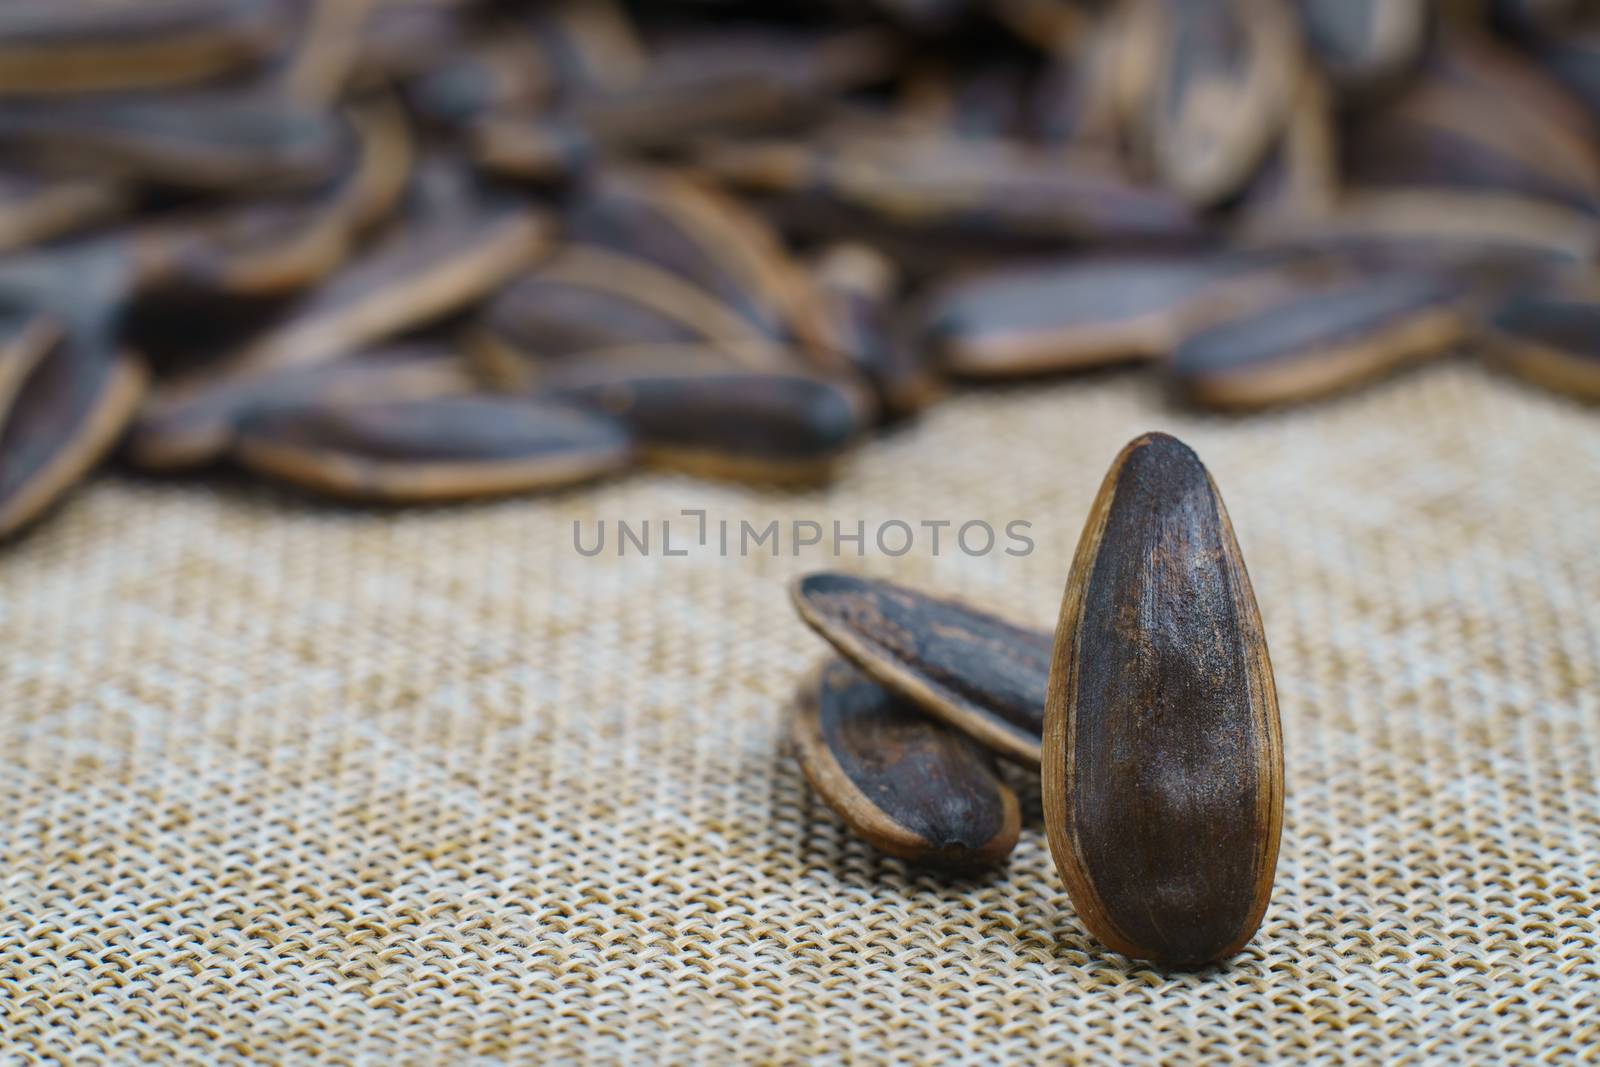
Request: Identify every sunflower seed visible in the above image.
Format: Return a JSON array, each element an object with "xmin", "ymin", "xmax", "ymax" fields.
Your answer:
[
  {"xmin": 791, "ymin": 571, "xmax": 1049, "ymax": 767},
  {"xmin": 1171, "ymin": 272, "xmax": 1468, "ymax": 408},
  {"xmin": 0, "ymin": 91, "xmax": 349, "ymax": 193},
  {"xmin": 1136, "ymin": 0, "xmax": 1300, "ymax": 204},
  {"xmin": 1043, "ymin": 432, "xmax": 1282, "ymax": 967},
  {"xmin": 532, "ymin": 347, "xmax": 871, "ymax": 484},
  {"xmin": 137, "ymin": 98, "xmax": 413, "ymax": 298},
  {"xmin": 183, "ymin": 199, "xmax": 546, "ymax": 387},
  {"xmin": 231, "ymin": 393, "xmax": 633, "ymax": 503},
  {"xmin": 923, "ymin": 250, "xmax": 1326, "ymax": 378},
  {"xmin": 127, "ymin": 343, "xmax": 478, "ymax": 471},
  {"xmin": 0, "ymin": 244, "xmax": 147, "ymax": 539},
  {"xmin": 1484, "ymin": 291, "xmax": 1600, "ymax": 402},
  {"xmin": 1297, "ymin": 0, "xmax": 1428, "ymax": 95},
  {"xmin": 701, "ymin": 130, "xmax": 1208, "ymax": 251},
  {"xmin": 791, "ymin": 656, "xmax": 1021, "ymax": 868},
  {"xmin": 0, "ymin": 171, "xmax": 131, "ymax": 255},
  {"xmin": 813, "ymin": 243, "xmax": 939, "ymax": 416},
  {"xmin": 472, "ymin": 246, "xmax": 792, "ymax": 383},
  {"xmin": 0, "ymin": 0, "xmax": 285, "ymax": 95},
  {"xmin": 565, "ymin": 167, "xmax": 834, "ymax": 362}
]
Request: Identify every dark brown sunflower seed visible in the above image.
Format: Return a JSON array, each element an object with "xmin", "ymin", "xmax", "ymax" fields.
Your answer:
[
  {"xmin": 1536, "ymin": 31, "xmax": 1600, "ymax": 123},
  {"xmin": 1136, "ymin": 0, "xmax": 1300, "ymax": 205},
  {"xmin": 269, "ymin": 0, "xmax": 384, "ymax": 106},
  {"xmin": 231, "ymin": 393, "xmax": 634, "ymax": 503},
  {"xmin": 1296, "ymin": 0, "xmax": 1428, "ymax": 95},
  {"xmin": 0, "ymin": 0, "xmax": 285, "ymax": 95},
  {"xmin": 552, "ymin": 26, "xmax": 897, "ymax": 152},
  {"xmin": 923, "ymin": 250, "xmax": 1327, "ymax": 378},
  {"xmin": 1233, "ymin": 72, "xmax": 1339, "ymax": 226},
  {"xmin": 0, "ymin": 92, "xmax": 349, "ymax": 193},
  {"xmin": 127, "ymin": 343, "xmax": 478, "ymax": 472},
  {"xmin": 565, "ymin": 167, "xmax": 836, "ymax": 364},
  {"xmin": 791, "ymin": 656, "xmax": 1021, "ymax": 869},
  {"xmin": 0, "ymin": 310, "xmax": 61, "ymax": 417},
  {"xmin": 0, "ymin": 171, "xmax": 131, "ymax": 255},
  {"xmin": 700, "ymin": 130, "xmax": 1208, "ymax": 251},
  {"xmin": 1245, "ymin": 190, "xmax": 1600, "ymax": 284},
  {"xmin": 532, "ymin": 347, "xmax": 871, "ymax": 484},
  {"xmin": 408, "ymin": 35, "xmax": 556, "ymax": 128},
  {"xmin": 812, "ymin": 244, "xmax": 939, "ymax": 416},
  {"xmin": 354, "ymin": 0, "xmax": 473, "ymax": 82},
  {"xmin": 0, "ymin": 244, "xmax": 147, "ymax": 539},
  {"xmin": 791, "ymin": 571, "xmax": 1049, "ymax": 767},
  {"xmin": 1044, "ymin": 432, "xmax": 1282, "ymax": 968},
  {"xmin": 1342, "ymin": 37, "xmax": 1600, "ymax": 215},
  {"xmin": 471, "ymin": 246, "xmax": 793, "ymax": 384},
  {"xmin": 1171, "ymin": 272, "xmax": 1467, "ymax": 408},
  {"xmin": 1491, "ymin": 0, "xmax": 1587, "ymax": 38},
  {"xmin": 895, "ymin": 60, "xmax": 1034, "ymax": 141},
  {"xmin": 184, "ymin": 200, "xmax": 546, "ymax": 386},
  {"xmin": 137, "ymin": 98, "xmax": 413, "ymax": 298},
  {"xmin": 1483, "ymin": 291, "xmax": 1600, "ymax": 402}
]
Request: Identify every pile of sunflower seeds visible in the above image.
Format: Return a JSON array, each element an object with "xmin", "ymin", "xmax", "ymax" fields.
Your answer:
[{"xmin": 1, "ymin": 0, "xmax": 1597, "ymax": 540}]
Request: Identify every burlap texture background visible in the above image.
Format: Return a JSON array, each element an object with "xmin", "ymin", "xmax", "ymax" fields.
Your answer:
[{"xmin": 2, "ymin": 361, "xmax": 1596, "ymax": 1064}]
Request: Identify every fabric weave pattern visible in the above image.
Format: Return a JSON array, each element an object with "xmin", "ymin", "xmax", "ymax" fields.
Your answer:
[{"xmin": 2, "ymin": 362, "xmax": 1597, "ymax": 1064}]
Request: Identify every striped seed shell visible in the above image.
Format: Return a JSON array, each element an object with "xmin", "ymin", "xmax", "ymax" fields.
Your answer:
[
  {"xmin": 1170, "ymin": 273, "xmax": 1468, "ymax": 408},
  {"xmin": 791, "ymin": 657, "xmax": 1021, "ymax": 868},
  {"xmin": 231, "ymin": 393, "xmax": 634, "ymax": 503},
  {"xmin": 791, "ymin": 571, "xmax": 1050, "ymax": 767},
  {"xmin": 1044, "ymin": 432, "xmax": 1282, "ymax": 967}
]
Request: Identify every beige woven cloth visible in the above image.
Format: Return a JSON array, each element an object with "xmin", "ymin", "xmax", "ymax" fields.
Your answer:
[{"xmin": 2, "ymin": 361, "xmax": 1597, "ymax": 1064}]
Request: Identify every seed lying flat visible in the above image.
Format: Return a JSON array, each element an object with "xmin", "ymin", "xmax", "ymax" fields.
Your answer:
[
  {"xmin": 534, "ymin": 347, "xmax": 871, "ymax": 484},
  {"xmin": 1171, "ymin": 272, "xmax": 1467, "ymax": 408},
  {"xmin": 701, "ymin": 131, "xmax": 1206, "ymax": 250},
  {"xmin": 139, "ymin": 99, "xmax": 413, "ymax": 298},
  {"xmin": 1044, "ymin": 432, "xmax": 1282, "ymax": 967},
  {"xmin": 127, "ymin": 344, "xmax": 479, "ymax": 472},
  {"xmin": 0, "ymin": 92, "xmax": 348, "ymax": 193},
  {"xmin": 791, "ymin": 656, "xmax": 1021, "ymax": 868},
  {"xmin": 473, "ymin": 246, "xmax": 791, "ymax": 381},
  {"xmin": 565, "ymin": 167, "xmax": 833, "ymax": 361},
  {"xmin": 0, "ymin": 244, "xmax": 147, "ymax": 539},
  {"xmin": 1484, "ymin": 292, "xmax": 1600, "ymax": 402},
  {"xmin": 231, "ymin": 394, "xmax": 634, "ymax": 503},
  {"xmin": 0, "ymin": 171, "xmax": 130, "ymax": 254},
  {"xmin": 0, "ymin": 0, "xmax": 285, "ymax": 95},
  {"xmin": 791, "ymin": 571, "xmax": 1049, "ymax": 767},
  {"xmin": 180, "ymin": 200, "xmax": 547, "ymax": 389},
  {"xmin": 923, "ymin": 251, "xmax": 1322, "ymax": 378}
]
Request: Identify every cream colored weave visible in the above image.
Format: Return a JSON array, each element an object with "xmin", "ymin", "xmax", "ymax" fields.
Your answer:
[{"xmin": 2, "ymin": 362, "xmax": 1597, "ymax": 1064}]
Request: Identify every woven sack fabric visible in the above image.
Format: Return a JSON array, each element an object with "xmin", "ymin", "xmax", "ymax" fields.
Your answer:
[{"xmin": 1, "ymin": 362, "xmax": 1597, "ymax": 1064}]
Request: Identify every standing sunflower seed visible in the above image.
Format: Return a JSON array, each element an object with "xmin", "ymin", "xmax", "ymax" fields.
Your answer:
[
  {"xmin": 1044, "ymin": 432, "xmax": 1282, "ymax": 967},
  {"xmin": 791, "ymin": 571, "xmax": 1049, "ymax": 767},
  {"xmin": 1170, "ymin": 272, "xmax": 1468, "ymax": 408},
  {"xmin": 791, "ymin": 657, "xmax": 1021, "ymax": 868}
]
